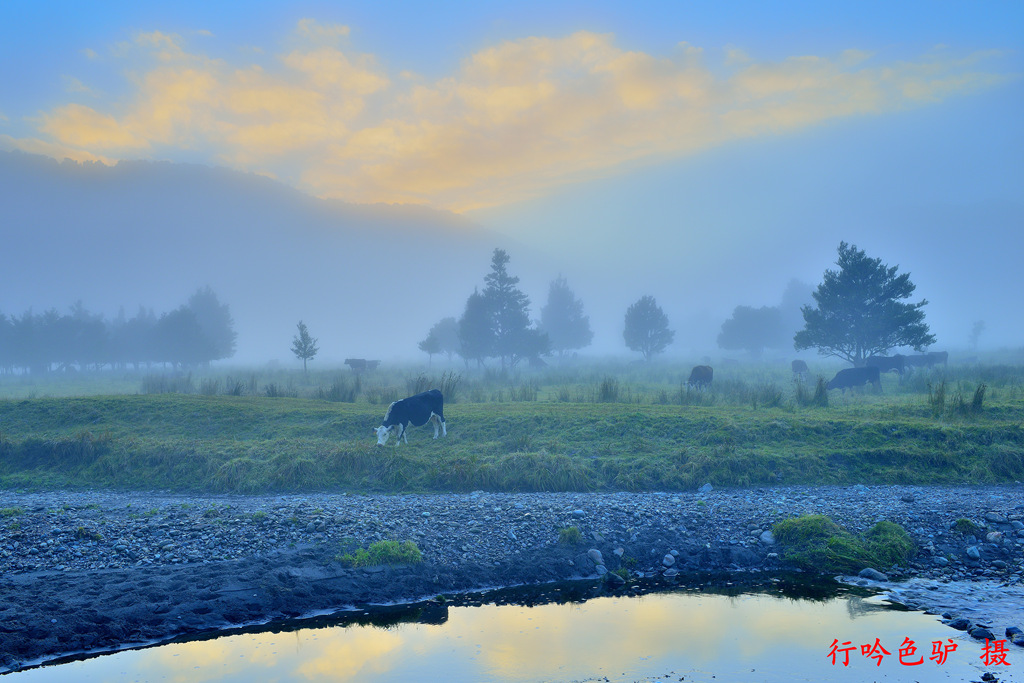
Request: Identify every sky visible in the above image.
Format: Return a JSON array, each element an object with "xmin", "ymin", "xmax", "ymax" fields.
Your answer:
[{"xmin": 2, "ymin": 0, "xmax": 1022, "ymax": 357}]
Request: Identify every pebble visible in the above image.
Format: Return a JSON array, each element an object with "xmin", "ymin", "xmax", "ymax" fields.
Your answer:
[{"xmin": 2, "ymin": 484, "xmax": 1022, "ymax": 638}]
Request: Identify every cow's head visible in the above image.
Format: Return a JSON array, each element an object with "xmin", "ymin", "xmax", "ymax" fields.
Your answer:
[{"xmin": 373, "ymin": 425, "xmax": 393, "ymax": 445}]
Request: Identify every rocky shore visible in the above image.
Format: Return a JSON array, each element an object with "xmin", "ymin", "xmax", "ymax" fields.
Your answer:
[{"xmin": 2, "ymin": 483, "xmax": 1023, "ymax": 672}]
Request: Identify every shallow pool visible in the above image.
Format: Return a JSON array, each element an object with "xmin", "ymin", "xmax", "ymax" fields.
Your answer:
[{"xmin": 8, "ymin": 581, "xmax": 1021, "ymax": 682}]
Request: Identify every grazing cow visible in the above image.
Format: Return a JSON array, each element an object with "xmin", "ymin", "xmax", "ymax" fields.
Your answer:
[
  {"xmin": 826, "ymin": 367, "xmax": 881, "ymax": 393},
  {"xmin": 866, "ymin": 354, "xmax": 905, "ymax": 375},
  {"xmin": 687, "ymin": 365, "xmax": 713, "ymax": 389},
  {"xmin": 903, "ymin": 352, "xmax": 948, "ymax": 371},
  {"xmin": 903, "ymin": 354, "xmax": 930, "ymax": 370},
  {"xmin": 374, "ymin": 389, "xmax": 446, "ymax": 446},
  {"xmin": 345, "ymin": 358, "xmax": 381, "ymax": 373},
  {"xmin": 791, "ymin": 359, "xmax": 810, "ymax": 380}
]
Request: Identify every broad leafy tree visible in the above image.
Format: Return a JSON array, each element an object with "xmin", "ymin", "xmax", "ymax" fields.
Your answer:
[
  {"xmin": 187, "ymin": 286, "xmax": 237, "ymax": 362},
  {"xmin": 417, "ymin": 328, "xmax": 441, "ymax": 365},
  {"xmin": 539, "ymin": 276, "xmax": 593, "ymax": 357},
  {"xmin": 421, "ymin": 317, "xmax": 460, "ymax": 363},
  {"xmin": 458, "ymin": 288, "xmax": 493, "ymax": 367},
  {"xmin": 794, "ymin": 242, "xmax": 935, "ymax": 365},
  {"xmin": 291, "ymin": 320, "xmax": 319, "ymax": 375},
  {"xmin": 717, "ymin": 305, "xmax": 787, "ymax": 358},
  {"xmin": 623, "ymin": 295, "xmax": 674, "ymax": 361},
  {"xmin": 154, "ymin": 308, "xmax": 216, "ymax": 369}
]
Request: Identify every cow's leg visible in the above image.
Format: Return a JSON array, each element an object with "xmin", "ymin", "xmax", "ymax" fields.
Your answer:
[
  {"xmin": 441, "ymin": 417, "xmax": 446, "ymax": 437},
  {"xmin": 430, "ymin": 414, "xmax": 440, "ymax": 439},
  {"xmin": 401, "ymin": 423, "xmax": 409, "ymax": 444}
]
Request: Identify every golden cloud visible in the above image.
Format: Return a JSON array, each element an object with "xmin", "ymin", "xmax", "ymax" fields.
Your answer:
[
  {"xmin": 0, "ymin": 133, "xmax": 116, "ymax": 164},
  {"xmin": 39, "ymin": 103, "xmax": 150, "ymax": 149},
  {"xmin": 17, "ymin": 24, "xmax": 1011, "ymax": 211}
]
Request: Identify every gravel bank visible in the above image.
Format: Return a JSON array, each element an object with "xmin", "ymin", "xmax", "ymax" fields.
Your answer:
[{"xmin": 2, "ymin": 484, "xmax": 1023, "ymax": 672}]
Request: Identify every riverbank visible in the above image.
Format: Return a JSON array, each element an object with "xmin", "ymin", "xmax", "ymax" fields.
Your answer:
[{"xmin": 2, "ymin": 484, "xmax": 1022, "ymax": 672}]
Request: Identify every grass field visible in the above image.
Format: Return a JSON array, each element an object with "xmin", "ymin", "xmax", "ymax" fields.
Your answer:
[{"xmin": 1, "ymin": 356, "xmax": 1022, "ymax": 493}]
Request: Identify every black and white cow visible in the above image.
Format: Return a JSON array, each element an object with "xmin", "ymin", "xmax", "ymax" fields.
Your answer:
[{"xmin": 374, "ymin": 389, "xmax": 446, "ymax": 446}]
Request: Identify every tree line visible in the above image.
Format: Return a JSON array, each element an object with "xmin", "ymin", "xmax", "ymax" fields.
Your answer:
[
  {"xmin": 0, "ymin": 286, "xmax": 236, "ymax": 374},
  {"xmin": 412, "ymin": 242, "xmax": 938, "ymax": 368},
  {"xmin": 415, "ymin": 249, "xmax": 595, "ymax": 370}
]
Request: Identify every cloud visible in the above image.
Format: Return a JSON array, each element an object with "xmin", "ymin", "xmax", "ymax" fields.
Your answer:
[
  {"xmin": 63, "ymin": 76, "xmax": 97, "ymax": 95},
  {"xmin": 0, "ymin": 133, "xmax": 115, "ymax": 164},
  {"xmin": 13, "ymin": 24, "xmax": 1013, "ymax": 211},
  {"xmin": 295, "ymin": 18, "xmax": 351, "ymax": 42},
  {"xmin": 38, "ymin": 103, "xmax": 150, "ymax": 149}
]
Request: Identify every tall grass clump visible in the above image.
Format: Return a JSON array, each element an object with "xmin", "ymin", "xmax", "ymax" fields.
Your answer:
[
  {"xmin": 927, "ymin": 380, "xmax": 947, "ymax": 416},
  {"xmin": 223, "ymin": 376, "xmax": 246, "ymax": 396},
  {"xmin": 752, "ymin": 382, "xmax": 783, "ymax": 409},
  {"xmin": 439, "ymin": 371, "xmax": 461, "ymax": 403},
  {"xmin": 794, "ymin": 377, "xmax": 829, "ymax": 408},
  {"xmin": 263, "ymin": 382, "xmax": 297, "ymax": 398},
  {"xmin": 971, "ymin": 383, "xmax": 987, "ymax": 412},
  {"xmin": 320, "ymin": 375, "xmax": 360, "ymax": 402},
  {"xmin": 364, "ymin": 385, "xmax": 400, "ymax": 405},
  {"xmin": 141, "ymin": 373, "xmax": 194, "ymax": 394},
  {"xmin": 199, "ymin": 378, "xmax": 221, "ymax": 396},
  {"xmin": 509, "ymin": 379, "xmax": 539, "ymax": 402},
  {"xmin": 598, "ymin": 376, "xmax": 620, "ymax": 402}
]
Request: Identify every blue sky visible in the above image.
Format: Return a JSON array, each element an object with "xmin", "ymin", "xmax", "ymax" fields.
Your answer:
[{"xmin": 3, "ymin": 1, "xmax": 1022, "ymax": 352}]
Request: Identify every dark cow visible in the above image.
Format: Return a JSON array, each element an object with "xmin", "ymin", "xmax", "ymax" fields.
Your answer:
[
  {"xmin": 345, "ymin": 358, "xmax": 381, "ymax": 373},
  {"xmin": 903, "ymin": 354, "xmax": 930, "ymax": 369},
  {"xmin": 904, "ymin": 351, "xmax": 948, "ymax": 371},
  {"xmin": 866, "ymin": 354, "xmax": 905, "ymax": 375},
  {"xmin": 687, "ymin": 365, "xmax": 713, "ymax": 389},
  {"xmin": 374, "ymin": 389, "xmax": 446, "ymax": 446},
  {"xmin": 826, "ymin": 367, "xmax": 881, "ymax": 393},
  {"xmin": 791, "ymin": 359, "xmax": 809, "ymax": 380}
]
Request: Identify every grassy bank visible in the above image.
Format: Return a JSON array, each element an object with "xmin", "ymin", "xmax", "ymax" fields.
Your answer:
[{"xmin": 1, "ymin": 386, "xmax": 1022, "ymax": 493}]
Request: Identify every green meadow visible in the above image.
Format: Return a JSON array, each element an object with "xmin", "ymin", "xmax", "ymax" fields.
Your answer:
[{"xmin": 1, "ymin": 358, "xmax": 1022, "ymax": 493}]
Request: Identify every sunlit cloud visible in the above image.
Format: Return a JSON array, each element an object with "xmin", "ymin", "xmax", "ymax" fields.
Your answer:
[
  {"xmin": 39, "ymin": 103, "xmax": 151, "ymax": 149},
  {"xmin": 0, "ymin": 133, "xmax": 116, "ymax": 164},
  {"xmin": 13, "ymin": 23, "xmax": 1013, "ymax": 212}
]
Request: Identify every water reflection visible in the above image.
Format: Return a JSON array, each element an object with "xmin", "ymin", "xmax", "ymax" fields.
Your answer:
[{"xmin": 9, "ymin": 579, "xmax": 1019, "ymax": 682}]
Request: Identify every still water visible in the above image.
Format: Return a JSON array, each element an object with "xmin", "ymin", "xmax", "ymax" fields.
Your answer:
[{"xmin": 8, "ymin": 581, "xmax": 1021, "ymax": 682}]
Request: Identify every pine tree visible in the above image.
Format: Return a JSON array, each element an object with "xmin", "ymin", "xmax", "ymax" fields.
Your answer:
[
  {"xmin": 540, "ymin": 276, "xmax": 593, "ymax": 356},
  {"xmin": 480, "ymin": 248, "xmax": 549, "ymax": 370}
]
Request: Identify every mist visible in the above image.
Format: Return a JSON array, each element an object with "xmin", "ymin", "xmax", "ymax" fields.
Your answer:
[{"xmin": 2, "ymin": 128, "xmax": 1021, "ymax": 371}]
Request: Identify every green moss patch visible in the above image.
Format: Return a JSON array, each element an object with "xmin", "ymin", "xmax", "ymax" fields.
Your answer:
[
  {"xmin": 339, "ymin": 540, "xmax": 423, "ymax": 567},
  {"xmin": 773, "ymin": 514, "xmax": 917, "ymax": 574}
]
